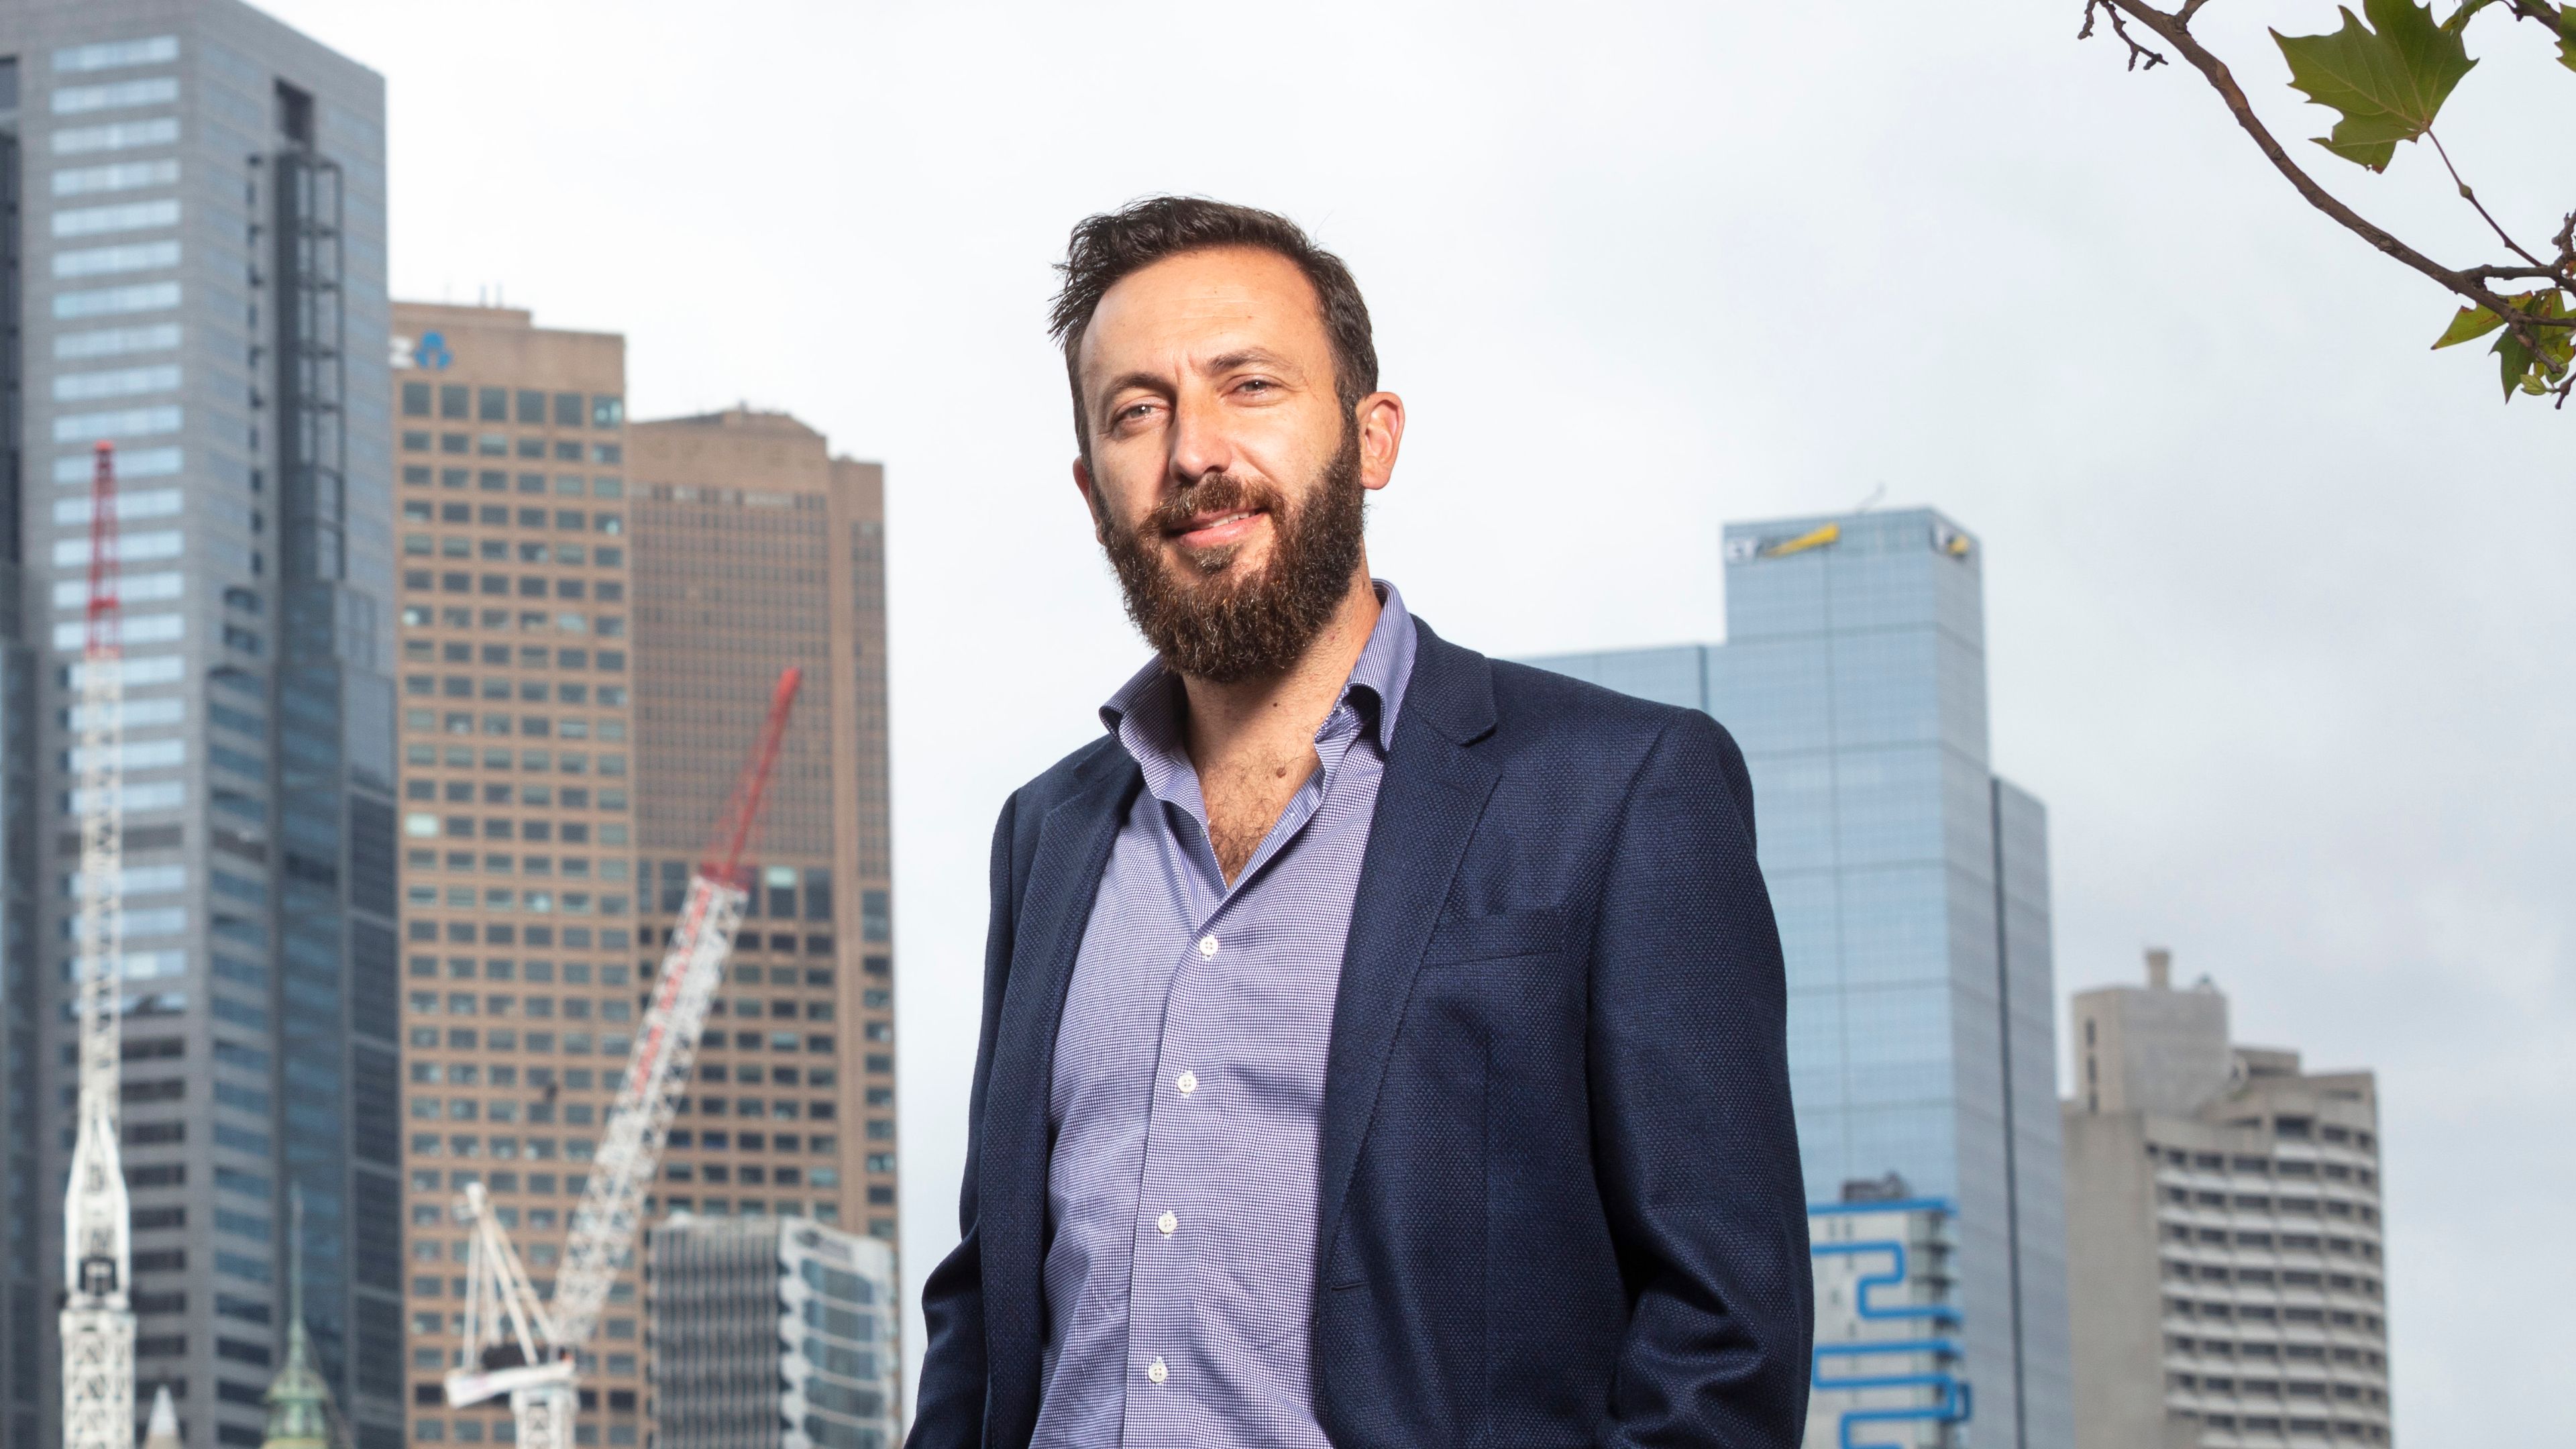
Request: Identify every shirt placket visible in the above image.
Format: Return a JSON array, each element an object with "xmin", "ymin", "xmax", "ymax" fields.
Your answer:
[
  {"xmin": 1119, "ymin": 708, "xmax": 1355, "ymax": 1442},
  {"xmin": 1121, "ymin": 896, "xmax": 1223, "ymax": 1442}
]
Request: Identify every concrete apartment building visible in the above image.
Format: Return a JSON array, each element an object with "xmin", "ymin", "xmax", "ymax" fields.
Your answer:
[
  {"xmin": 647, "ymin": 1213, "xmax": 900, "ymax": 1449},
  {"xmin": 386, "ymin": 301, "xmax": 649, "ymax": 1445},
  {"xmin": 1528, "ymin": 509, "xmax": 2072, "ymax": 1449},
  {"xmin": 0, "ymin": 3, "xmax": 404, "ymax": 1443},
  {"xmin": 626, "ymin": 406, "xmax": 899, "ymax": 1249},
  {"xmin": 2064, "ymin": 951, "xmax": 2392, "ymax": 1449}
]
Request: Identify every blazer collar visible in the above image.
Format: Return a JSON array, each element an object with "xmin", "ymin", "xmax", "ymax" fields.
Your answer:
[
  {"xmin": 1398, "ymin": 616, "xmax": 1497, "ymax": 748},
  {"xmin": 1316, "ymin": 617, "xmax": 1501, "ymax": 1272}
]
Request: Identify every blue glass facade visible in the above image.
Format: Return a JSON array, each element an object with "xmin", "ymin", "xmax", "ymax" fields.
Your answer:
[
  {"xmin": 0, "ymin": 76, "xmax": 38, "ymax": 1447},
  {"xmin": 1527, "ymin": 508, "xmax": 2071, "ymax": 1449},
  {"xmin": 4, "ymin": 6, "xmax": 402, "ymax": 1444}
]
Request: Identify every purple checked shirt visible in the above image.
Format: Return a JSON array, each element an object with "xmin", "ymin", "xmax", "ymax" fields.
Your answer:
[{"xmin": 1031, "ymin": 582, "xmax": 1418, "ymax": 1449}]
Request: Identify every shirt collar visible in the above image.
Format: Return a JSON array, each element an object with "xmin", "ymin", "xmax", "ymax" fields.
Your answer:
[{"xmin": 1100, "ymin": 579, "xmax": 1419, "ymax": 759}]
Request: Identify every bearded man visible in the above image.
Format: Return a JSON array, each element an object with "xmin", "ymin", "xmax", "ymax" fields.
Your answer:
[{"xmin": 908, "ymin": 197, "xmax": 1812, "ymax": 1449}]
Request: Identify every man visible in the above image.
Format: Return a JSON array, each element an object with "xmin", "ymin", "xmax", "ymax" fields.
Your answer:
[{"xmin": 911, "ymin": 197, "xmax": 1811, "ymax": 1449}]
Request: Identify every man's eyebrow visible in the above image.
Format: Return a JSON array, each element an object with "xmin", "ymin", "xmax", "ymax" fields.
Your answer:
[
  {"xmin": 1202, "ymin": 347, "xmax": 1295, "ymax": 374},
  {"xmin": 1097, "ymin": 370, "xmax": 1168, "ymax": 402}
]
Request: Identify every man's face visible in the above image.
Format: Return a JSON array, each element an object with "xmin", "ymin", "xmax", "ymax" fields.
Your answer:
[{"xmin": 1073, "ymin": 246, "xmax": 1401, "ymax": 682}]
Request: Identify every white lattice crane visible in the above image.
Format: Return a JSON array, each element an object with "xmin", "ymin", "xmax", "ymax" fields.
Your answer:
[
  {"xmin": 447, "ymin": 666, "xmax": 805, "ymax": 1449},
  {"xmin": 62, "ymin": 441, "xmax": 134, "ymax": 1449}
]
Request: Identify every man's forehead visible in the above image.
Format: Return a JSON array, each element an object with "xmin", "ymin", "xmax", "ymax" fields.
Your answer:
[{"xmin": 1081, "ymin": 248, "xmax": 1324, "ymax": 373}]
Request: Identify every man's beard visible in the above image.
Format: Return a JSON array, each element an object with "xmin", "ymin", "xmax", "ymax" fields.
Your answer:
[{"xmin": 1096, "ymin": 423, "xmax": 1366, "ymax": 685}]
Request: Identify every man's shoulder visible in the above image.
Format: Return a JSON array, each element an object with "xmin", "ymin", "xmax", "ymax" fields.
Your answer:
[
  {"xmin": 1462, "ymin": 641, "xmax": 1757, "ymax": 843},
  {"xmin": 1473, "ymin": 645, "xmax": 1741, "ymax": 766},
  {"xmin": 1008, "ymin": 733, "xmax": 1133, "ymax": 821}
]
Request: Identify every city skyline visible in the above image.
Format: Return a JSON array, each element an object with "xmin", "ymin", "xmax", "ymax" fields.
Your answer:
[{"xmin": 0, "ymin": 1, "xmax": 2561, "ymax": 1442}]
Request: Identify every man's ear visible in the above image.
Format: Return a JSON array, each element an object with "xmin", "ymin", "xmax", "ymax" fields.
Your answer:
[
  {"xmin": 1073, "ymin": 456, "xmax": 1110, "ymax": 545},
  {"xmin": 1355, "ymin": 391, "xmax": 1406, "ymax": 492}
]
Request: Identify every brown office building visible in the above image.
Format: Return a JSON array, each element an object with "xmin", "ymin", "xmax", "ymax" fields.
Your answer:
[
  {"xmin": 624, "ymin": 407, "xmax": 898, "ymax": 1252},
  {"xmin": 387, "ymin": 309, "xmax": 899, "ymax": 1446},
  {"xmin": 389, "ymin": 302, "xmax": 651, "ymax": 1445}
]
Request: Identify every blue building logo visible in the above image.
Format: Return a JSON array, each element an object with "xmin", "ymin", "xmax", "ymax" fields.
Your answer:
[
  {"xmin": 416, "ymin": 331, "xmax": 453, "ymax": 370},
  {"xmin": 1807, "ymin": 1192, "xmax": 1973, "ymax": 1449}
]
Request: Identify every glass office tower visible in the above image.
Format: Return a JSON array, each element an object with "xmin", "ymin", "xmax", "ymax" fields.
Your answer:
[
  {"xmin": 1528, "ymin": 508, "xmax": 2072, "ymax": 1449},
  {"xmin": 0, "ymin": 4, "xmax": 402, "ymax": 1445}
]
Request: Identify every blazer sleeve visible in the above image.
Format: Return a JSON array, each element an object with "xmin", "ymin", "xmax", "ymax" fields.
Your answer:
[
  {"xmin": 1588, "ymin": 711, "xmax": 1813, "ymax": 1448},
  {"xmin": 905, "ymin": 792, "xmax": 1022, "ymax": 1449}
]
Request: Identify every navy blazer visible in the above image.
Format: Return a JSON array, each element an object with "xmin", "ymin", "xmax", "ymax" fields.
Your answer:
[{"xmin": 910, "ymin": 620, "xmax": 1812, "ymax": 1448}]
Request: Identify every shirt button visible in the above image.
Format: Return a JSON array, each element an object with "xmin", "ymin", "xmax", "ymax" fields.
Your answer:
[
  {"xmin": 1196, "ymin": 934, "xmax": 1218, "ymax": 959},
  {"xmin": 1146, "ymin": 1356, "xmax": 1169, "ymax": 1385},
  {"xmin": 1175, "ymin": 1071, "xmax": 1197, "ymax": 1096},
  {"xmin": 1157, "ymin": 1210, "xmax": 1178, "ymax": 1236}
]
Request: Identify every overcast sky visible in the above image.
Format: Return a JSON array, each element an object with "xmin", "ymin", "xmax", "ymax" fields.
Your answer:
[{"xmin": 263, "ymin": 0, "xmax": 2574, "ymax": 1434}]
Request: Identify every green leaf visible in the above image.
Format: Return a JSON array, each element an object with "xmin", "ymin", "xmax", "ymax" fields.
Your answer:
[
  {"xmin": 2556, "ymin": 3, "xmax": 2576, "ymax": 72},
  {"xmin": 2273, "ymin": 0, "xmax": 2477, "ymax": 171},
  {"xmin": 2431, "ymin": 302, "xmax": 2509, "ymax": 347},
  {"xmin": 2494, "ymin": 325, "xmax": 2534, "ymax": 397},
  {"xmin": 2476, "ymin": 290, "xmax": 2573, "ymax": 400}
]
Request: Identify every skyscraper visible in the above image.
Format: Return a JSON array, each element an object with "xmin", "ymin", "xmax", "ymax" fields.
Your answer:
[
  {"xmin": 0, "ymin": 5, "xmax": 402, "ymax": 1444},
  {"xmin": 626, "ymin": 407, "xmax": 898, "ymax": 1249},
  {"xmin": 1527, "ymin": 507, "xmax": 2072, "ymax": 1449},
  {"xmin": 380, "ymin": 337, "xmax": 897, "ymax": 1443},
  {"xmin": 383, "ymin": 301, "xmax": 644, "ymax": 1447},
  {"xmin": 2063, "ymin": 951, "xmax": 2392, "ymax": 1449},
  {"xmin": 647, "ymin": 1213, "xmax": 900, "ymax": 1449}
]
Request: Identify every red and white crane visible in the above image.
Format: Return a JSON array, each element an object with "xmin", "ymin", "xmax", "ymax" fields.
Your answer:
[
  {"xmin": 447, "ymin": 666, "xmax": 805, "ymax": 1449},
  {"xmin": 62, "ymin": 441, "xmax": 134, "ymax": 1449}
]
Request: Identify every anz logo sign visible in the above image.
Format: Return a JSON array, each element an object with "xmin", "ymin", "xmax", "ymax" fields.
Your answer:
[{"xmin": 390, "ymin": 331, "xmax": 453, "ymax": 370}]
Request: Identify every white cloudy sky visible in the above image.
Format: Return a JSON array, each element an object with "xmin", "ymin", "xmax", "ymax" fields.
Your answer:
[{"xmin": 266, "ymin": 0, "xmax": 2574, "ymax": 1434}]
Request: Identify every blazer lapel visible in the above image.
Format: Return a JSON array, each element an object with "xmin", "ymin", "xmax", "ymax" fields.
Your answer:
[
  {"xmin": 978, "ymin": 750, "xmax": 1141, "ymax": 1432},
  {"xmin": 1316, "ymin": 623, "xmax": 1500, "ymax": 1273}
]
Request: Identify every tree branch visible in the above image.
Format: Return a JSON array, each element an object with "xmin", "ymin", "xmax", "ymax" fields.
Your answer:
[
  {"xmin": 2080, "ymin": 0, "xmax": 2169, "ymax": 69},
  {"xmin": 2091, "ymin": 0, "xmax": 2573, "ymax": 405},
  {"xmin": 2424, "ymin": 129, "xmax": 2551, "ymax": 270}
]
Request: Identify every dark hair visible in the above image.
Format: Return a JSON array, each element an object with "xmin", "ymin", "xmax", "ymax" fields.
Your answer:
[{"xmin": 1049, "ymin": 196, "xmax": 1379, "ymax": 453}]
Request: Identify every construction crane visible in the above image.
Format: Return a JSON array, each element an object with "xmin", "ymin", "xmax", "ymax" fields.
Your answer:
[
  {"xmin": 447, "ymin": 665, "xmax": 805, "ymax": 1449},
  {"xmin": 62, "ymin": 441, "xmax": 133, "ymax": 1449}
]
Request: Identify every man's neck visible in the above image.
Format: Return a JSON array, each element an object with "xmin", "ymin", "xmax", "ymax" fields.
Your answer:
[{"xmin": 1178, "ymin": 569, "xmax": 1381, "ymax": 783}]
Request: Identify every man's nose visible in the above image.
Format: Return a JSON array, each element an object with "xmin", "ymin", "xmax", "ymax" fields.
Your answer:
[{"xmin": 1167, "ymin": 395, "xmax": 1236, "ymax": 484}]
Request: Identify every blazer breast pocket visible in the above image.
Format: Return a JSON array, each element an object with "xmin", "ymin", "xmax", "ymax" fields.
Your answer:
[{"xmin": 1421, "ymin": 906, "xmax": 1566, "ymax": 966}]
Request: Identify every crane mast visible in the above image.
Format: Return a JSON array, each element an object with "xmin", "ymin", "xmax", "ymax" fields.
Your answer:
[
  {"xmin": 447, "ymin": 667, "xmax": 804, "ymax": 1449},
  {"xmin": 62, "ymin": 441, "xmax": 133, "ymax": 1449}
]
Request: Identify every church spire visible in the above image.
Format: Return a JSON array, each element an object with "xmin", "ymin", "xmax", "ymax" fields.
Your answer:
[
  {"xmin": 261, "ymin": 1187, "xmax": 333, "ymax": 1448},
  {"xmin": 140, "ymin": 1385, "xmax": 181, "ymax": 1449}
]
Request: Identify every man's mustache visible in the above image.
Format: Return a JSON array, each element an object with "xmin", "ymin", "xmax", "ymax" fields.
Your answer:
[{"xmin": 1141, "ymin": 475, "xmax": 1285, "ymax": 539}]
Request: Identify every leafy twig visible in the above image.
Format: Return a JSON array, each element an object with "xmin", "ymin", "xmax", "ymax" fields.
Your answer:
[{"xmin": 2082, "ymin": 0, "xmax": 2572, "ymax": 406}]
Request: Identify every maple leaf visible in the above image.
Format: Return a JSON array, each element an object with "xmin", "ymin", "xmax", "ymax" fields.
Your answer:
[
  {"xmin": 2468, "ymin": 290, "xmax": 2575, "ymax": 400},
  {"xmin": 2273, "ymin": 0, "xmax": 2477, "ymax": 171}
]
